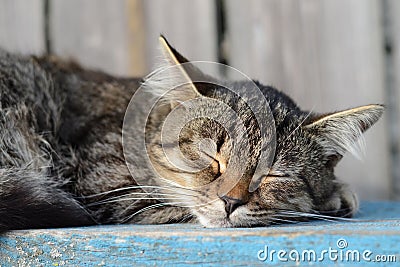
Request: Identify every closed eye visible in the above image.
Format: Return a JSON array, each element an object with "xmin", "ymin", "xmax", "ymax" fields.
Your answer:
[
  {"xmin": 263, "ymin": 175, "xmax": 296, "ymax": 183},
  {"xmin": 202, "ymin": 151, "xmax": 227, "ymax": 176},
  {"xmin": 266, "ymin": 170, "xmax": 290, "ymax": 178},
  {"xmin": 263, "ymin": 172, "xmax": 294, "ymax": 182},
  {"xmin": 267, "ymin": 174, "xmax": 290, "ymax": 178}
]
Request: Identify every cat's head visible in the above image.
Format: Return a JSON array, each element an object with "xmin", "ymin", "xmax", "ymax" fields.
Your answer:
[{"xmin": 138, "ymin": 36, "xmax": 383, "ymax": 227}]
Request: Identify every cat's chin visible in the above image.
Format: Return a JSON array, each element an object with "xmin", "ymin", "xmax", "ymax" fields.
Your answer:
[
  {"xmin": 197, "ymin": 215, "xmax": 234, "ymax": 228},
  {"xmin": 196, "ymin": 215, "xmax": 271, "ymax": 228},
  {"xmin": 194, "ymin": 210, "xmax": 269, "ymax": 228},
  {"xmin": 190, "ymin": 209, "xmax": 231, "ymax": 227}
]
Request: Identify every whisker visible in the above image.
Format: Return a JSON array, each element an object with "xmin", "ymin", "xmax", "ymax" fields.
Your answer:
[
  {"xmin": 282, "ymin": 106, "xmax": 315, "ymax": 143},
  {"xmin": 310, "ymin": 208, "xmax": 354, "ymax": 218},
  {"xmin": 157, "ymin": 178, "xmax": 202, "ymax": 194},
  {"xmin": 121, "ymin": 201, "xmax": 188, "ymax": 223},
  {"xmin": 278, "ymin": 210, "xmax": 360, "ymax": 222},
  {"xmin": 80, "ymin": 184, "xmax": 199, "ymax": 199},
  {"xmin": 310, "ymin": 208, "xmax": 351, "ymax": 214},
  {"xmin": 80, "ymin": 185, "xmax": 172, "ymax": 198},
  {"xmin": 245, "ymin": 211, "xmax": 300, "ymax": 224},
  {"xmin": 178, "ymin": 214, "xmax": 194, "ymax": 223},
  {"xmin": 268, "ymin": 216, "xmax": 299, "ymax": 224},
  {"xmin": 157, "ymin": 178, "xmax": 202, "ymax": 193},
  {"xmin": 86, "ymin": 196, "xmax": 185, "ymax": 207},
  {"xmin": 84, "ymin": 188, "xmax": 197, "ymax": 209}
]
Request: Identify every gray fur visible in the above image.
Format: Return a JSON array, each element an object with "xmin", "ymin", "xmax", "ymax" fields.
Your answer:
[{"xmin": 0, "ymin": 39, "xmax": 383, "ymax": 231}]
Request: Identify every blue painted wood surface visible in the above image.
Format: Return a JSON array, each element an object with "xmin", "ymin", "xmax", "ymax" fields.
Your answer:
[{"xmin": 0, "ymin": 201, "xmax": 399, "ymax": 266}]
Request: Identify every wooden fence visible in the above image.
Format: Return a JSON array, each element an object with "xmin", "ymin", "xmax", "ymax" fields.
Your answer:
[{"xmin": 0, "ymin": 0, "xmax": 399, "ymax": 200}]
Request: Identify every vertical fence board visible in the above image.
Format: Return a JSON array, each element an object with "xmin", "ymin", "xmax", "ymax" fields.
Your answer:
[
  {"xmin": 143, "ymin": 0, "xmax": 218, "ymax": 70},
  {"xmin": 226, "ymin": 0, "xmax": 389, "ymax": 199},
  {"xmin": 126, "ymin": 0, "xmax": 147, "ymax": 76},
  {"xmin": 0, "ymin": 0, "xmax": 45, "ymax": 54},
  {"xmin": 50, "ymin": 0, "xmax": 146, "ymax": 77},
  {"xmin": 385, "ymin": 0, "xmax": 400, "ymax": 200}
]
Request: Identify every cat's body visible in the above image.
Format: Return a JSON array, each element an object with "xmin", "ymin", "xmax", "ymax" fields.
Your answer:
[{"xmin": 0, "ymin": 37, "xmax": 383, "ymax": 231}]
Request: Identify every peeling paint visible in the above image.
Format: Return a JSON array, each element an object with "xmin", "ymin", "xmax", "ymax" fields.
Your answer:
[{"xmin": 0, "ymin": 201, "xmax": 399, "ymax": 266}]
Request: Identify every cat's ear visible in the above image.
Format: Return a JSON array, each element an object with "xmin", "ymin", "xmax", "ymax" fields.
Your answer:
[
  {"xmin": 144, "ymin": 35, "xmax": 213, "ymax": 105},
  {"xmin": 304, "ymin": 104, "xmax": 384, "ymax": 158},
  {"xmin": 159, "ymin": 34, "xmax": 190, "ymax": 67}
]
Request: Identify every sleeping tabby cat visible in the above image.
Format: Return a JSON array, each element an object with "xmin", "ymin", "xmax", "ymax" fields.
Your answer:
[{"xmin": 0, "ymin": 36, "xmax": 383, "ymax": 230}]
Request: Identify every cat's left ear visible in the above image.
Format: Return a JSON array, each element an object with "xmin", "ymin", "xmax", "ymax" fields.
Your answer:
[
  {"xmin": 303, "ymin": 104, "xmax": 384, "ymax": 157},
  {"xmin": 145, "ymin": 35, "xmax": 213, "ymax": 105}
]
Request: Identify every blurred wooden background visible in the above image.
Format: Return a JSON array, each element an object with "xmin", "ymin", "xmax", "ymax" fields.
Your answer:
[{"xmin": 0, "ymin": 0, "xmax": 398, "ymax": 200}]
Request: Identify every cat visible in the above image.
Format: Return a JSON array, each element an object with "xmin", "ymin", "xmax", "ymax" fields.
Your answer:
[{"xmin": 0, "ymin": 35, "xmax": 383, "ymax": 231}]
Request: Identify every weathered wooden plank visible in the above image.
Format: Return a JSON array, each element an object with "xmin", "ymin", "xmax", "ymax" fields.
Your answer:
[
  {"xmin": 225, "ymin": 0, "xmax": 389, "ymax": 200},
  {"xmin": 126, "ymin": 0, "xmax": 147, "ymax": 77},
  {"xmin": 50, "ymin": 0, "xmax": 146, "ymax": 77},
  {"xmin": 0, "ymin": 0, "xmax": 45, "ymax": 54},
  {"xmin": 384, "ymin": 0, "xmax": 400, "ymax": 200},
  {"xmin": 51, "ymin": 0, "xmax": 217, "ymax": 77},
  {"xmin": 142, "ymin": 0, "xmax": 218, "ymax": 69},
  {"xmin": 0, "ymin": 202, "xmax": 399, "ymax": 266}
]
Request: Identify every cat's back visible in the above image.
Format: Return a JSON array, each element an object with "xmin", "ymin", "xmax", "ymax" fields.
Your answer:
[
  {"xmin": 0, "ymin": 49, "xmax": 50, "ymax": 105},
  {"xmin": 0, "ymin": 49, "xmax": 141, "ymax": 143}
]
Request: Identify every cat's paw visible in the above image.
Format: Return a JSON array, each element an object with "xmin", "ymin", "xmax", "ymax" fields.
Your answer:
[
  {"xmin": 318, "ymin": 181, "xmax": 359, "ymax": 218},
  {"xmin": 338, "ymin": 182, "xmax": 359, "ymax": 217}
]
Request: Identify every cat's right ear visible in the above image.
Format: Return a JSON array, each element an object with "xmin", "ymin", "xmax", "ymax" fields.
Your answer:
[
  {"xmin": 143, "ymin": 35, "xmax": 213, "ymax": 107},
  {"xmin": 303, "ymin": 104, "xmax": 384, "ymax": 159}
]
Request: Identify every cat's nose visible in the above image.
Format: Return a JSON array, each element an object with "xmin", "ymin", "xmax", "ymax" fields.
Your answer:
[{"xmin": 220, "ymin": 195, "xmax": 245, "ymax": 216}]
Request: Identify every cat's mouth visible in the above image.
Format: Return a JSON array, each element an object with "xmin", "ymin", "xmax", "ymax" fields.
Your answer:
[
  {"xmin": 195, "ymin": 213, "xmax": 271, "ymax": 228},
  {"xmin": 196, "ymin": 213, "xmax": 235, "ymax": 228},
  {"xmin": 192, "ymin": 205, "xmax": 269, "ymax": 228},
  {"xmin": 191, "ymin": 205, "xmax": 235, "ymax": 227}
]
